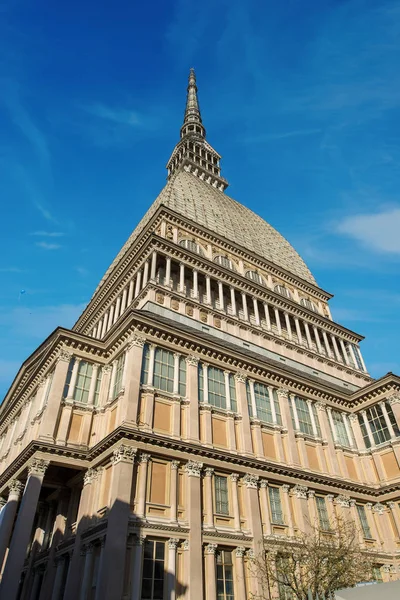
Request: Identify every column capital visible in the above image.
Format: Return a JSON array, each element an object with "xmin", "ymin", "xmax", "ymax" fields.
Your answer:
[
  {"xmin": 291, "ymin": 484, "xmax": 308, "ymax": 499},
  {"xmin": 8, "ymin": 479, "xmax": 24, "ymax": 497},
  {"xmin": 171, "ymin": 460, "xmax": 180, "ymax": 470},
  {"xmin": 388, "ymin": 393, "xmax": 400, "ymax": 405},
  {"xmin": 365, "ymin": 502, "xmax": 373, "ymax": 510},
  {"xmin": 182, "ymin": 540, "xmax": 189, "ymax": 551},
  {"xmin": 234, "ymin": 372, "xmax": 246, "ymax": 383},
  {"xmin": 168, "ymin": 538, "xmax": 179, "ymax": 550},
  {"xmin": 348, "ymin": 413, "xmax": 358, "ymax": 422},
  {"xmin": 276, "ymin": 387, "xmax": 289, "ymax": 400},
  {"xmin": 185, "ymin": 355, "xmax": 199, "ymax": 367},
  {"xmin": 83, "ymin": 467, "xmax": 99, "ymax": 486},
  {"xmin": 103, "ymin": 364, "xmax": 112, "ymax": 375},
  {"xmin": 185, "ymin": 460, "xmax": 203, "ymax": 477},
  {"xmin": 260, "ymin": 479, "xmax": 269, "ymax": 489},
  {"xmin": 111, "ymin": 444, "xmax": 137, "ymax": 464},
  {"xmin": 235, "ymin": 547, "xmax": 246, "ymax": 558},
  {"xmin": 230, "ymin": 473, "xmax": 240, "ymax": 483},
  {"xmin": 204, "ymin": 543, "xmax": 218, "ymax": 555},
  {"xmin": 127, "ymin": 332, "xmax": 146, "ymax": 349},
  {"xmin": 57, "ymin": 346, "xmax": 73, "ymax": 363},
  {"xmin": 281, "ymin": 484, "xmax": 290, "ymax": 493},
  {"xmin": 314, "ymin": 401, "xmax": 326, "ymax": 412},
  {"xmin": 28, "ymin": 458, "xmax": 49, "ymax": 477},
  {"xmin": 326, "ymin": 494, "xmax": 335, "ymax": 502},
  {"xmin": 139, "ymin": 453, "xmax": 151, "ymax": 464},
  {"xmin": 204, "ymin": 467, "xmax": 214, "ymax": 477},
  {"xmin": 334, "ymin": 494, "xmax": 351, "ymax": 508},
  {"xmin": 372, "ymin": 502, "xmax": 385, "ymax": 515},
  {"xmin": 243, "ymin": 473, "xmax": 259, "ymax": 489},
  {"xmin": 307, "ymin": 490, "xmax": 315, "ymax": 499},
  {"xmin": 387, "ymin": 501, "xmax": 396, "ymax": 510}
]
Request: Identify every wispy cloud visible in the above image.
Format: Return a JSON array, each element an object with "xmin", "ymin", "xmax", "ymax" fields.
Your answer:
[
  {"xmin": 0, "ymin": 267, "xmax": 24, "ymax": 273},
  {"xmin": 31, "ymin": 231, "xmax": 64, "ymax": 237},
  {"xmin": 33, "ymin": 201, "xmax": 57, "ymax": 224},
  {"xmin": 35, "ymin": 241, "xmax": 61, "ymax": 250},
  {"xmin": 244, "ymin": 129, "xmax": 322, "ymax": 144},
  {"xmin": 337, "ymin": 207, "xmax": 400, "ymax": 254},
  {"xmin": 75, "ymin": 266, "xmax": 88, "ymax": 277},
  {"xmin": 83, "ymin": 104, "xmax": 143, "ymax": 126}
]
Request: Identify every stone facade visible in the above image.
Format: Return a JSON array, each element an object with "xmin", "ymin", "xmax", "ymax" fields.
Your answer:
[{"xmin": 0, "ymin": 70, "xmax": 399, "ymax": 600}]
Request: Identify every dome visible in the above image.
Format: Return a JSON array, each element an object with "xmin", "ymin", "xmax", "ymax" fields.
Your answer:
[{"xmin": 99, "ymin": 169, "xmax": 315, "ymax": 290}]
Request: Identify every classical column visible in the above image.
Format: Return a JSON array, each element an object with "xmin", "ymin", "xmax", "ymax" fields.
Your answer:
[
  {"xmin": 80, "ymin": 543, "xmax": 94, "ymax": 600},
  {"xmin": 170, "ymin": 461, "xmax": 179, "ymax": 524},
  {"xmin": 322, "ymin": 330, "xmax": 333, "ymax": 358},
  {"xmin": 164, "ymin": 257, "xmax": 171, "ymax": 287},
  {"xmin": 343, "ymin": 413, "xmax": 355, "ymax": 448},
  {"xmin": 361, "ymin": 411, "xmax": 375, "ymax": 447},
  {"xmin": 263, "ymin": 303, "xmax": 271, "ymax": 330},
  {"xmin": 326, "ymin": 407, "xmax": 338, "ymax": 443},
  {"xmin": 167, "ymin": 539, "xmax": 179, "ymax": 600},
  {"xmin": 186, "ymin": 356, "xmax": 200, "ymax": 442},
  {"xmin": 119, "ymin": 334, "xmax": 146, "ymax": 426},
  {"xmin": 186, "ymin": 461, "xmax": 204, "ymax": 600},
  {"xmin": 284, "ymin": 313, "xmax": 292, "ymax": 340},
  {"xmin": 281, "ymin": 485, "xmax": 294, "ymax": 536},
  {"xmin": 146, "ymin": 344, "xmax": 156, "ymax": 387},
  {"xmin": 129, "ymin": 535, "xmax": 145, "ymax": 600},
  {"xmin": 259, "ymin": 480, "xmax": 272, "ymax": 535},
  {"xmin": 365, "ymin": 503, "xmax": 380, "ymax": 541},
  {"xmin": 339, "ymin": 339, "xmax": 350, "ymax": 366},
  {"xmin": 204, "ymin": 544, "xmax": 217, "ymax": 600},
  {"xmin": 204, "ymin": 468, "xmax": 214, "ymax": 529},
  {"xmin": 205, "ymin": 275, "xmax": 212, "ymax": 305},
  {"xmin": 234, "ymin": 373, "xmax": 253, "ymax": 454},
  {"xmin": 294, "ymin": 318, "xmax": 303, "ymax": 345},
  {"xmin": 230, "ymin": 287, "xmax": 237, "ymax": 316},
  {"xmin": 0, "ymin": 480, "xmax": 24, "ymax": 572},
  {"xmin": 87, "ymin": 364, "xmax": 99, "ymax": 407},
  {"xmin": 218, "ymin": 281, "xmax": 224, "ymax": 310},
  {"xmin": 38, "ymin": 348, "xmax": 72, "ymax": 442},
  {"xmin": 331, "ymin": 335, "xmax": 342, "ymax": 362},
  {"xmin": 313, "ymin": 326, "xmax": 324, "ymax": 354},
  {"xmin": 387, "ymin": 502, "xmax": 400, "ymax": 539},
  {"xmin": 150, "ymin": 251, "xmax": 157, "ymax": 281},
  {"xmin": 274, "ymin": 308, "xmax": 282, "ymax": 336},
  {"xmin": 230, "ymin": 474, "xmax": 241, "ymax": 531},
  {"xmin": 96, "ymin": 445, "xmax": 137, "ymax": 600},
  {"xmin": 268, "ymin": 387, "xmax": 277, "ymax": 425},
  {"xmin": 348, "ymin": 413, "xmax": 365, "ymax": 449},
  {"xmin": 235, "ymin": 548, "xmax": 247, "ymax": 600},
  {"xmin": 1, "ymin": 459, "xmax": 49, "ymax": 600},
  {"xmin": 242, "ymin": 474, "xmax": 263, "ymax": 553},
  {"xmin": 127, "ymin": 279, "xmax": 134, "ymax": 306},
  {"xmin": 253, "ymin": 298, "xmax": 260, "ymax": 326},
  {"xmin": 307, "ymin": 490, "xmax": 317, "ymax": 527},
  {"xmin": 248, "ymin": 379, "xmax": 258, "ymax": 418},
  {"xmin": 173, "ymin": 353, "xmax": 180, "ymax": 395},
  {"xmin": 120, "ymin": 287, "xmax": 128, "ymax": 314},
  {"xmin": 101, "ymin": 312, "xmax": 109, "ymax": 337},
  {"xmin": 380, "ymin": 402, "xmax": 396, "ymax": 439},
  {"xmin": 179, "ymin": 263, "xmax": 185, "ymax": 293},
  {"xmin": 277, "ymin": 388, "xmax": 298, "ymax": 465},
  {"xmin": 136, "ymin": 453, "xmax": 150, "ymax": 518},
  {"xmin": 134, "ymin": 270, "xmax": 142, "ymax": 297},
  {"xmin": 241, "ymin": 294, "xmax": 248, "ymax": 321},
  {"xmin": 304, "ymin": 321, "xmax": 313, "ymax": 349},
  {"xmin": 315, "ymin": 402, "xmax": 340, "ymax": 475},
  {"xmin": 290, "ymin": 395, "xmax": 300, "ymax": 432},
  {"xmin": 66, "ymin": 357, "xmax": 80, "ymax": 401},
  {"xmin": 142, "ymin": 260, "xmax": 150, "ymax": 288},
  {"xmin": 388, "ymin": 395, "xmax": 400, "ymax": 429},
  {"xmin": 348, "ymin": 343, "xmax": 358, "ymax": 369},
  {"xmin": 193, "ymin": 269, "xmax": 199, "ymax": 300},
  {"xmin": 51, "ymin": 556, "xmax": 66, "ymax": 600}
]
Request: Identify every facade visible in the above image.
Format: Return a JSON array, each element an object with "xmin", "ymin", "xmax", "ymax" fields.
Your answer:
[{"xmin": 0, "ymin": 69, "xmax": 400, "ymax": 600}]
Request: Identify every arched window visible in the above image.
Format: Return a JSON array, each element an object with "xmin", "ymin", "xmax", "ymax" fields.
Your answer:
[
  {"xmin": 300, "ymin": 298, "xmax": 318, "ymax": 312},
  {"xmin": 213, "ymin": 255, "xmax": 236, "ymax": 271},
  {"xmin": 179, "ymin": 239, "xmax": 205, "ymax": 256},
  {"xmin": 245, "ymin": 270, "xmax": 264, "ymax": 285},
  {"xmin": 274, "ymin": 285, "xmax": 291, "ymax": 299}
]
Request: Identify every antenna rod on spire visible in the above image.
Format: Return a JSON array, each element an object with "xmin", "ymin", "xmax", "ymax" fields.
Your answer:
[{"xmin": 180, "ymin": 68, "xmax": 205, "ymax": 139}]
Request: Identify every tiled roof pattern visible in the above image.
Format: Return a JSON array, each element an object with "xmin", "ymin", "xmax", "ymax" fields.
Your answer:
[{"xmin": 97, "ymin": 169, "xmax": 315, "ymax": 292}]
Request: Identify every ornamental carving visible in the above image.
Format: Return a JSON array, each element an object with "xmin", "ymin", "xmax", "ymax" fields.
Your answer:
[
  {"xmin": 234, "ymin": 372, "xmax": 246, "ymax": 384},
  {"xmin": 127, "ymin": 332, "xmax": 146, "ymax": 348},
  {"xmin": 276, "ymin": 388, "xmax": 289, "ymax": 400},
  {"xmin": 28, "ymin": 459, "xmax": 49, "ymax": 477},
  {"xmin": 205, "ymin": 543, "xmax": 218, "ymax": 555},
  {"xmin": 315, "ymin": 401, "xmax": 327, "ymax": 412},
  {"xmin": 235, "ymin": 547, "xmax": 246, "ymax": 558},
  {"xmin": 388, "ymin": 394, "xmax": 400, "ymax": 405},
  {"xmin": 102, "ymin": 365, "xmax": 112, "ymax": 375},
  {"xmin": 186, "ymin": 305, "xmax": 194, "ymax": 317},
  {"xmin": 8, "ymin": 479, "xmax": 24, "ymax": 496},
  {"xmin": 186, "ymin": 355, "xmax": 199, "ymax": 367},
  {"xmin": 168, "ymin": 538, "xmax": 179, "ymax": 550},
  {"xmin": 182, "ymin": 540, "xmax": 189, "ymax": 551},
  {"xmin": 372, "ymin": 503, "xmax": 385, "ymax": 515},
  {"xmin": 335, "ymin": 494, "xmax": 351, "ymax": 508},
  {"xmin": 204, "ymin": 468, "xmax": 214, "ymax": 477},
  {"xmin": 112, "ymin": 445, "xmax": 137, "ymax": 464},
  {"xmin": 171, "ymin": 461, "xmax": 180, "ymax": 470},
  {"xmin": 291, "ymin": 485, "xmax": 308, "ymax": 499},
  {"xmin": 83, "ymin": 468, "xmax": 98, "ymax": 486},
  {"xmin": 156, "ymin": 293, "xmax": 165, "ymax": 305},
  {"xmin": 139, "ymin": 453, "xmax": 151, "ymax": 464},
  {"xmin": 230, "ymin": 473, "xmax": 240, "ymax": 482},
  {"xmin": 199, "ymin": 310, "xmax": 208, "ymax": 323},
  {"xmin": 57, "ymin": 346, "xmax": 73, "ymax": 363},
  {"xmin": 260, "ymin": 480, "xmax": 269, "ymax": 489},
  {"xmin": 171, "ymin": 299, "xmax": 179, "ymax": 311},
  {"xmin": 348, "ymin": 414, "xmax": 358, "ymax": 422},
  {"xmin": 185, "ymin": 460, "xmax": 203, "ymax": 477},
  {"xmin": 243, "ymin": 474, "xmax": 259, "ymax": 489}
]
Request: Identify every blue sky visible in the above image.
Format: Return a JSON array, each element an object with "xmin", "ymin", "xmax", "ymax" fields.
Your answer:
[{"xmin": 1, "ymin": 0, "xmax": 400, "ymax": 398}]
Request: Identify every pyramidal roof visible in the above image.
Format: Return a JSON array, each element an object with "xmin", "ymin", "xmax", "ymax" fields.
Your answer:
[{"xmin": 96, "ymin": 70, "xmax": 316, "ymax": 291}]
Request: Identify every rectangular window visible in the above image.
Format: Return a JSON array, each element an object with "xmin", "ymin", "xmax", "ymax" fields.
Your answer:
[
  {"xmin": 153, "ymin": 348, "xmax": 174, "ymax": 393},
  {"xmin": 362, "ymin": 405, "xmax": 392, "ymax": 446},
  {"xmin": 74, "ymin": 361, "xmax": 93, "ymax": 404},
  {"xmin": 386, "ymin": 402, "xmax": 400, "ymax": 436},
  {"xmin": 372, "ymin": 566, "xmax": 383, "ymax": 583},
  {"xmin": 271, "ymin": 388, "xmax": 282, "ymax": 425},
  {"xmin": 208, "ymin": 367, "xmax": 226, "ymax": 409},
  {"xmin": 215, "ymin": 475, "xmax": 229, "ymax": 515},
  {"xmin": 331, "ymin": 410, "xmax": 350, "ymax": 446},
  {"xmin": 229, "ymin": 374, "xmax": 237, "ymax": 412},
  {"xmin": 268, "ymin": 486, "xmax": 284, "ymax": 525},
  {"xmin": 315, "ymin": 496, "xmax": 330, "ymax": 531},
  {"xmin": 216, "ymin": 550, "xmax": 234, "ymax": 600},
  {"xmin": 178, "ymin": 357, "xmax": 186, "ymax": 396},
  {"xmin": 93, "ymin": 368, "xmax": 102, "ymax": 406},
  {"xmin": 198, "ymin": 364, "xmax": 204, "ymax": 403},
  {"xmin": 294, "ymin": 397, "xmax": 314, "ymax": 436},
  {"xmin": 112, "ymin": 353, "xmax": 125, "ymax": 400},
  {"xmin": 253, "ymin": 382, "xmax": 273, "ymax": 423},
  {"xmin": 141, "ymin": 540, "xmax": 165, "ymax": 600},
  {"xmin": 358, "ymin": 414, "xmax": 371, "ymax": 448},
  {"xmin": 356, "ymin": 505, "xmax": 372, "ymax": 538},
  {"xmin": 141, "ymin": 344, "xmax": 150, "ymax": 385}
]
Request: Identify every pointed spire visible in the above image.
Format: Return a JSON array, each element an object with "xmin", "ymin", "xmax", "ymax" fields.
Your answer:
[{"xmin": 180, "ymin": 68, "xmax": 205, "ymax": 139}]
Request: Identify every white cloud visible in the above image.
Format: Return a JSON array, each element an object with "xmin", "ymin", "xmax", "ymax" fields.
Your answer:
[
  {"xmin": 31, "ymin": 231, "xmax": 64, "ymax": 237},
  {"xmin": 337, "ymin": 207, "xmax": 400, "ymax": 253},
  {"xmin": 84, "ymin": 104, "xmax": 143, "ymax": 126},
  {"xmin": 35, "ymin": 241, "xmax": 61, "ymax": 250}
]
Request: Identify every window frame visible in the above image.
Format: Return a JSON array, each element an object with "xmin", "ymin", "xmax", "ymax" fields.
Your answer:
[
  {"xmin": 214, "ymin": 475, "xmax": 230, "ymax": 516},
  {"xmin": 141, "ymin": 539, "xmax": 166, "ymax": 600}
]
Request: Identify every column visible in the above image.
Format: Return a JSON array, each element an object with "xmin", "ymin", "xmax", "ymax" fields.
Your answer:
[
  {"xmin": 150, "ymin": 250, "xmax": 157, "ymax": 281},
  {"xmin": 66, "ymin": 358, "xmax": 81, "ymax": 401},
  {"xmin": 348, "ymin": 343, "xmax": 358, "ymax": 369},
  {"xmin": 274, "ymin": 308, "xmax": 282, "ymax": 335},
  {"xmin": 204, "ymin": 468, "xmax": 214, "ymax": 529},
  {"xmin": 248, "ymin": 380, "xmax": 258, "ymax": 419},
  {"xmin": 361, "ymin": 411, "xmax": 375, "ymax": 447},
  {"xmin": 218, "ymin": 281, "xmax": 224, "ymax": 311},
  {"xmin": 315, "ymin": 402, "xmax": 340, "ymax": 475},
  {"xmin": 348, "ymin": 414, "xmax": 366, "ymax": 450},
  {"xmin": 113, "ymin": 296, "xmax": 121, "ymax": 324},
  {"xmin": 243, "ymin": 474, "xmax": 263, "ymax": 552},
  {"xmin": 235, "ymin": 548, "xmax": 247, "ymax": 600},
  {"xmin": 331, "ymin": 335, "xmax": 342, "ymax": 362},
  {"xmin": 291, "ymin": 485, "xmax": 310, "ymax": 533},
  {"xmin": 164, "ymin": 257, "xmax": 171, "ymax": 287},
  {"xmin": 230, "ymin": 474, "xmax": 241, "ymax": 531},
  {"xmin": 186, "ymin": 356, "xmax": 200, "ymax": 442},
  {"xmin": 170, "ymin": 461, "xmax": 179, "ymax": 524},
  {"xmin": 281, "ymin": 485, "xmax": 294, "ymax": 536},
  {"xmin": 1, "ymin": 459, "xmax": 49, "ymax": 600},
  {"xmin": 268, "ymin": 387, "xmax": 277, "ymax": 425},
  {"xmin": 224, "ymin": 371, "xmax": 231, "ymax": 411},
  {"xmin": 241, "ymin": 294, "xmax": 248, "ymax": 320},
  {"xmin": 142, "ymin": 260, "xmax": 150, "ymax": 288},
  {"xmin": 365, "ymin": 503, "xmax": 380, "ymax": 541},
  {"xmin": 101, "ymin": 312, "xmax": 109, "ymax": 337},
  {"xmin": 204, "ymin": 544, "xmax": 217, "ymax": 600},
  {"xmin": 290, "ymin": 395, "xmax": 300, "ymax": 432},
  {"xmin": 284, "ymin": 313, "xmax": 292, "ymax": 340},
  {"xmin": 127, "ymin": 279, "xmax": 134, "ymax": 306},
  {"xmin": 134, "ymin": 270, "xmax": 142, "ymax": 297},
  {"xmin": 307, "ymin": 490, "xmax": 317, "ymax": 527},
  {"xmin": 186, "ymin": 461, "xmax": 204, "ymax": 600},
  {"xmin": 235, "ymin": 374, "xmax": 253, "ymax": 454},
  {"xmin": 193, "ymin": 269, "xmax": 199, "ymax": 300},
  {"xmin": 179, "ymin": 263, "xmax": 185, "ymax": 293},
  {"xmin": 389, "ymin": 395, "xmax": 400, "ymax": 430},
  {"xmin": 167, "ymin": 539, "xmax": 179, "ymax": 600},
  {"xmin": 38, "ymin": 348, "xmax": 72, "ymax": 442},
  {"xmin": 136, "ymin": 453, "xmax": 150, "ymax": 518},
  {"xmin": 307, "ymin": 400, "xmax": 318, "ymax": 437},
  {"xmin": 108, "ymin": 361, "xmax": 117, "ymax": 402},
  {"xmin": 322, "ymin": 330, "xmax": 332, "ymax": 358},
  {"xmin": 120, "ymin": 287, "xmax": 128, "ymax": 314},
  {"xmin": 294, "ymin": 318, "xmax": 303, "ymax": 345},
  {"xmin": 230, "ymin": 287, "xmax": 237, "ymax": 316},
  {"xmin": 326, "ymin": 407, "xmax": 338, "ymax": 443},
  {"xmin": 277, "ymin": 388, "xmax": 298, "ymax": 465},
  {"xmin": 205, "ymin": 275, "xmax": 212, "ymax": 305},
  {"xmin": 129, "ymin": 536, "xmax": 145, "ymax": 600},
  {"xmin": 80, "ymin": 543, "xmax": 94, "ymax": 600},
  {"xmin": 252, "ymin": 298, "xmax": 260, "ymax": 326},
  {"xmin": 107, "ymin": 305, "xmax": 115, "ymax": 331},
  {"xmin": 259, "ymin": 480, "xmax": 272, "ymax": 536},
  {"xmin": 343, "ymin": 413, "xmax": 355, "ymax": 448},
  {"xmin": 30, "ymin": 568, "xmax": 43, "ymax": 600},
  {"xmin": 263, "ymin": 303, "xmax": 271, "ymax": 330},
  {"xmin": 173, "ymin": 353, "xmax": 180, "ymax": 395},
  {"xmin": 146, "ymin": 344, "xmax": 155, "ymax": 387},
  {"xmin": 339, "ymin": 339, "xmax": 350, "ymax": 366},
  {"xmin": 313, "ymin": 326, "xmax": 324, "ymax": 354},
  {"xmin": 96, "ymin": 445, "xmax": 136, "ymax": 600},
  {"xmin": 387, "ymin": 502, "xmax": 400, "ymax": 539},
  {"xmin": 87, "ymin": 364, "xmax": 99, "ymax": 407},
  {"xmin": 51, "ymin": 556, "xmax": 66, "ymax": 600},
  {"xmin": 304, "ymin": 321, "xmax": 313, "ymax": 349},
  {"xmin": 119, "ymin": 335, "xmax": 146, "ymax": 426},
  {"xmin": 380, "ymin": 402, "xmax": 396, "ymax": 439},
  {"xmin": 0, "ymin": 480, "xmax": 24, "ymax": 572}
]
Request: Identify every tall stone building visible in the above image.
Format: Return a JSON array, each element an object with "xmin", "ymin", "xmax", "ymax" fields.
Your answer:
[{"xmin": 0, "ymin": 70, "xmax": 399, "ymax": 600}]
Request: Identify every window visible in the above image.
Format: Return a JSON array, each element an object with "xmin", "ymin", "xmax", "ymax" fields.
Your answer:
[
  {"xmin": 268, "ymin": 486, "xmax": 284, "ymax": 524},
  {"xmin": 198, "ymin": 364, "xmax": 236, "ymax": 411},
  {"xmin": 358, "ymin": 404, "xmax": 400, "ymax": 447},
  {"xmin": 356, "ymin": 505, "xmax": 372, "ymax": 538},
  {"xmin": 74, "ymin": 361, "xmax": 93, "ymax": 404},
  {"xmin": 214, "ymin": 255, "xmax": 236, "ymax": 271},
  {"xmin": 112, "ymin": 353, "xmax": 125, "ymax": 400},
  {"xmin": 228, "ymin": 375, "xmax": 237, "ymax": 412},
  {"xmin": 94, "ymin": 368, "xmax": 102, "ymax": 406},
  {"xmin": 276, "ymin": 556, "xmax": 293, "ymax": 600},
  {"xmin": 141, "ymin": 344, "xmax": 150, "ymax": 385},
  {"xmin": 291, "ymin": 397, "xmax": 321, "ymax": 437},
  {"xmin": 179, "ymin": 239, "xmax": 204, "ymax": 256},
  {"xmin": 300, "ymin": 298, "xmax": 318, "ymax": 313},
  {"xmin": 331, "ymin": 410, "xmax": 351, "ymax": 447},
  {"xmin": 372, "ymin": 566, "xmax": 383, "ymax": 583},
  {"xmin": 245, "ymin": 270, "xmax": 264, "ymax": 285},
  {"xmin": 153, "ymin": 348, "xmax": 174, "ymax": 393},
  {"xmin": 141, "ymin": 540, "xmax": 165, "ymax": 600},
  {"xmin": 351, "ymin": 344, "xmax": 364, "ymax": 370},
  {"xmin": 245, "ymin": 382, "xmax": 282, "ymax": 425},
  {"xmin": 274, "ymin": 285, "xmax": 291, "ymax": 299},
  {"xmin": 178, "ymin": 356, "xmax": 186, "ymax": 396},
  {"xmin": 215, "ymin": 476, "xmax": 229, "ymax": 515},
  {"xmin": 315, "ymin": 496, "xmax": 330, "ymax": 531},
  {"xmin": 216, "ymin": 550, "xmax": 234, "ymax": 600}
]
